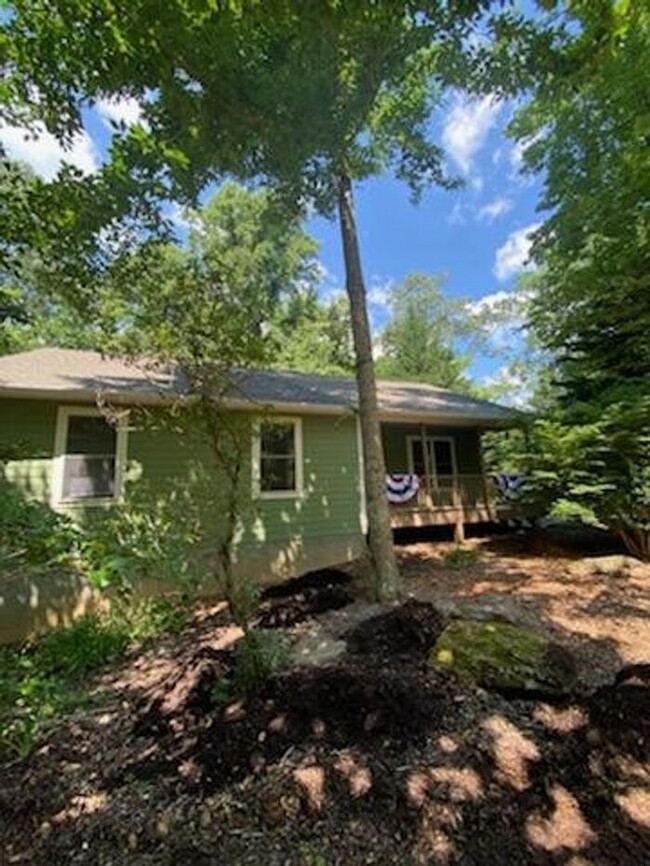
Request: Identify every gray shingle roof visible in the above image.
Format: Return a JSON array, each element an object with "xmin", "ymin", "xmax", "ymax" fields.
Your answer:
[{"xmin": 0, "ymin": 348, "xmax": 517, "ymax": 425}]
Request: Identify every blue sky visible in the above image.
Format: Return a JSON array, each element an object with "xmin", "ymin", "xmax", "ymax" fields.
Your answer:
[
  {"xmin": 308, "ymin": 92, "xmax": 543, "ymax": 391},
  {"xmin": 0, "ymin": 90, "xmax": 543, "ymax": 398}
]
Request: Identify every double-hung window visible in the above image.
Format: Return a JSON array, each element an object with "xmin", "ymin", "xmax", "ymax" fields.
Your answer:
[
  {"xmin": 252, "ymin": 418, "xmax": 303, "ymax": 498},
  {"xmin": 52, "ymin": 407, "xmax": 128, "ymax": 506}
]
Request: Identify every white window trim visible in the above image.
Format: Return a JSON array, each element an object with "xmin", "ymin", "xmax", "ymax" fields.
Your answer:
[
  {"xmin": 406, "ymin": 434, "xmax": 458, "ymax": 481},
  {"xmin": 51, "ymin": 406, "xmax": 129, "ymax": 508},
  {"xmin": 252, "ymin": 416, "xmax": 304, "ymax": 500}
]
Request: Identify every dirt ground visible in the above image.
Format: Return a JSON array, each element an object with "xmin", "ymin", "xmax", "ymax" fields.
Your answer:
[
  {"xmin": 1, "ymin": 531, "xmax": 649, "ymax": 865},
  {"xmin": 397, "ymin": 533, "xmax": 650, "ymax": 688}
]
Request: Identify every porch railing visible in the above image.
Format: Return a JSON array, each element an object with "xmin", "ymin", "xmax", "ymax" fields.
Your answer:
[{"xmin": 389, "ymin": 474, "xmax": 492, "ymax": 512}]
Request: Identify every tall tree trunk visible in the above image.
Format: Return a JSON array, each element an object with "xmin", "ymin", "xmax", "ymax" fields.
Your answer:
[{"xmin": 337, "ymin": 172, "xmax": 400, "ymax": 600}]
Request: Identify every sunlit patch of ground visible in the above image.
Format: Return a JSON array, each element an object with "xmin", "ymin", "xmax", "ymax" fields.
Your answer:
[
  {"xmin": 399, "ymin": 536, "xmax": 650, "ymax": 686},
  {"xmin": 2, "ymin": 538, "xmax": 649, "ymax": 865}
]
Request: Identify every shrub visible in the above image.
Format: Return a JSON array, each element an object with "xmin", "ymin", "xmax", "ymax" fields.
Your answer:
[
  {"xmin": 111, "ymin": 596, "xmax": 188, "ymax": 642},
  {"xmin": 443, "ymin": 545, "xmax": 482, "ymax": 569},
  {"xmin": 211, "ymin": 629, "xmax": 290, "ymax": 706},
  {"xmin": 233, "ymin": 630, "xmax": 290, "ymax": 698},
  {"xmin": 81, "ymin": 489, "xmax": 205, "ymax": 593},
  {"xmin": 35, "ymin": 614, "xmax": 131, "ymax": 677},
  {"xmin": 0, "ymin": 476, "xmax": 81, "ymax": 569},
  {"xmin": 0, "ymin": 596, "xmax": 187, "ymax": 758}
]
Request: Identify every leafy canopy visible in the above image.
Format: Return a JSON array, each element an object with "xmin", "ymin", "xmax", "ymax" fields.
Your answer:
[
  {"xmin": 503, "ymin": 1, "xmax": 650, "ymax": 557},
  {"xmin": 1, "ymin": 2, "xmax": 480, "ymax": 212},
  {"xmin": 375, "ymin": 273, "xmax": 474, "ymax": 391}
]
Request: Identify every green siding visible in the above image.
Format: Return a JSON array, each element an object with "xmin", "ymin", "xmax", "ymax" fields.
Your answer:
[
  {"xmin": 1, "ymin": 399, "xmax": 362, "ymax": 545},
  {"xmin": 1, "ymin": 399, "xmax": 57, "ymax": 500},
  {"xmin": 245, "ymin": 415, "xmax": 360, "ymax": 544},
  {"xmin": 127, "ymin": 424, "xmax": 213, "ymax": 494},
  {"xmin": 382, "ymin": 422, "xmax": 483, "ymax": 475}
]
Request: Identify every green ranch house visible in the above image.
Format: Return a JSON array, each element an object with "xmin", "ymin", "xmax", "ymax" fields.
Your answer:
[{"xmin": 0, "ymin": 348, "xmax": 518, "ymax": 641}]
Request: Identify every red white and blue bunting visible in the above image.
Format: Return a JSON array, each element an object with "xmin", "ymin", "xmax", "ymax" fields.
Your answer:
[
  {"xmin": 385, "ymin": 473, "xmax": 420, "ymax": 504},
  {"xmin": 493, "ymin": 473, "xmax": 526, "ymax": 501}
]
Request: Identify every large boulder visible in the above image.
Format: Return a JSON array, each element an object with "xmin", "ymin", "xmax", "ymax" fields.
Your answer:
[
  {"xmin": 430, "ymin": 619, "xmax": 577, "ymax": 694},
  {"xmin": 567, "ymin": 555, "xmax": 649, "ymax": 580}
]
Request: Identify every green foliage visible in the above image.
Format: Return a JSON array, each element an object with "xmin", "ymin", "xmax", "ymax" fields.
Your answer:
[
  {"xmin": 491, "ymin": 398, "xmax": 650, "ymax": 558},
  {"xmin": 1, "ymin": 4, "xmax": 474, "ymax": 213},
  {"xmin": 443, "ymin": 545, "xmax": 482, "ymax": 569},
  {"xmin": 234, "ymin": 630, "xmax": 290, "ymax": 698},
  {"xmin": 375, "ymin": 273, "xmax": 474, "ymax": 391},
  {"xmin": 0, "ymin": 467, "xmax": 205, "ymax": 589},
  {"xmin": 0, "ymin": 597, "xmax": 186, "ymax": 757},
  {"xmin": 496, "ymin": 3, "xmax": 650, "ymax": 558},
  {"xmin": 0, "ymin": 649, "xmax": 82, "ymax": 758},
  {"xmin": 218, "ymin": 630, "xmax": 291, "ymax": 702},
  {"xmin": 34, "ymin": 614, "xmax": 132, "ymax": 678},
  {"xmin": 116, "ymin": 596, "xmax": 188, "ymax": 642},
  {"xmin": 269, "ymin": 288, "xmax": 354, "ymax": 377},
  {"xmin": 549, "ymin": 499, "xmax": 598, "ymax": 526},
  {"xmin": 82, "ymin": 486, "xmax": 205, "ymax": 592},
  {"xmin": 0, "ymin": 474, "xmax": 81, "ymax": 568}
]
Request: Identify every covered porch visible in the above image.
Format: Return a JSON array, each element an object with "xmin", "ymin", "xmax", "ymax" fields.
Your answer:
[{"xmin": 382, "ymin": 422, "xmax": 512, "ymax": 540}]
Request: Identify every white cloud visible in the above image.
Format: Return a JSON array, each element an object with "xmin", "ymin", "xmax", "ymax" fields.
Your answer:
[
  {"xmin": 467, "ymin": 289, "xmax": 527, "ymax": 352},
  {"xmin": 367, "ymin": 280, "xmax": 392, "ymax": 310},
  {"xmin": 95, "ymin": 96, "xmax": 146, "ymax": 130},
  {"xmin": 0, "ymin": 120, "xmax": 99, "ymax": 180},
  {"xmin": 481, "ymin": 364, "xmax": 532, "ymax": 408},
  {"xmin": 467, "ymin": 289, "xmax": 513, "ymax": 317},
  {"xmin": 477, "ymin": 196, "xmax": 514, "ymax": 223},
  {"xmin": 442, "ymin": 92, "xmax": 501, "ymax": 178},
  {"xmin": 449, "ymin": 195, "xmax": 514, "ymax": 226},
  {"xmin": 493, "ymin": 223, "xmax": 541, "ymax": 282},
  {"xmin": 492, "ymin": 146, "xmax": 504, "ymax": 166},
  {"xmin": 168, "ymin": 202, "xmax": 191, "ymax": 232},
  {"xmin": 448, "ymin": 201, "xmax": 467, "ymax": 226},
  {"xmin": 509, "ymin": 139, "xmax": 527, "ymax": 173}
]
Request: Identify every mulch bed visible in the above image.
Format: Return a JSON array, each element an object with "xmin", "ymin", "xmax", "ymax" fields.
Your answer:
[
  {"xmin": 2, "ymin": 571, "xmax": 649, "ymax": 865},
  {"xmin": 255, "ymin": 568, "xmax": 354, "ymax": 629}
]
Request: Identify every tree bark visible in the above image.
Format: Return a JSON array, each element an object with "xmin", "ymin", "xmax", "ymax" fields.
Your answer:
[{"xmin": 337, "ymin": 172, "xmax": 400, "ymax": 600}]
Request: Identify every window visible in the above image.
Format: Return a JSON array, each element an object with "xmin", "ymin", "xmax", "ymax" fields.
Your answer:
[
  {"xmin": 432, "ymin": 440, "xmax": 454, "ymax": 477},
  {"xmin": 252, "ymin": 418, "xmax": 303, "ymax": 498},
  {"xmin": 408, "ymin": 436, "xmax": 457, "ymax": 480},
  {"xmin": 52, "ymin": 408, "xmax": 128, "ymax": 506}
]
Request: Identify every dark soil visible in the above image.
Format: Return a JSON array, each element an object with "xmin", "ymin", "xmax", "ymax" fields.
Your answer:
[
  {"xmin": 256, "ymin": 568, "xmax": 354, "ymax": 628},
  {"xmin": 2, "ymin": 578, "xmax": 649, "ymax": 866},
  {"xmin": 345, "ymin": 599, "xmax": 445, "ymax": 665}
]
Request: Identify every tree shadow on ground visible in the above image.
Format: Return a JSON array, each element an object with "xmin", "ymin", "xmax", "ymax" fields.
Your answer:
[
  {"xmin": 398, "ymin": 531, "xmax": 650, "ymax": 688},
  {"xmin": 1, "ymin": 590, "xmax": 648, "ymax": 866}
]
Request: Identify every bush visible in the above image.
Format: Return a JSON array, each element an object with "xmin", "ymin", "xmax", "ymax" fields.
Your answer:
[
  {"xmin": 443, "ymin": 545, "xmax": 482, "ymax": 569},
  {"xmin": 0, "ymin": 476, "xmax": 81, "ymax": 569},
  {"xmin": 1, "ymin": 469, "xmax": 205, "ymax": 592},
  {"xmin": 0, "ymin": 597, "xmax": 187, "ymax": 758},
  {"xmin": 81, "ymin": 490, "xmax": 205, "ymax": 593},
  {"xmin": 111, "ymin": 596, "xmax": 188, "ymax": 642},
  {"xmin": 35, "ymin": 614, "xmax": 131, "ymax": 677},
  {"xmin": 211, "ymin": 630, "xmax": 290, "ymax": 706},
  {"xmin": 234, "ymin": 630, "xmax": 290, "ymax": 696}
]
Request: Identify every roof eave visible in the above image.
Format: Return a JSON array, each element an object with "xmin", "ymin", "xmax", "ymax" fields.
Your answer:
[
  {"xmin": 0, "ymin": 387, "xmax": 521, "ymax": 427},
  {"xmin": 0, "ymin": 387, "xmax": 177, "ymax": 405}
]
